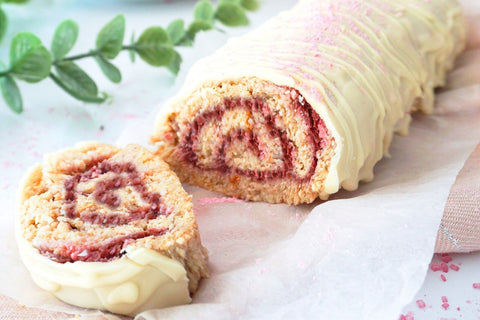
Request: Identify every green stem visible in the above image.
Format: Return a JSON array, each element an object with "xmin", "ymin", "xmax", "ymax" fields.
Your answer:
[
  {"xmin": 55, "ymin": 50, "xmax": 101, "ymax": 64},
  {"xmin": 122, "ymin": 44, "xmax": 137, "ymax": 50},
  {"xmin": 0, "ymin": 70, "xmax": 10, "ymax": 77},
  {"xmin": 54, "ymin": 45, "xmax": 137, "ymax": 66}
]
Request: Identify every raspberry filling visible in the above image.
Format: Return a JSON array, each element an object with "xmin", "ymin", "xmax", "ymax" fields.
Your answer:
[
  {"xmin": 64, "ymin": 161, "xmax": 171, "ymax": 223},
  {"xmin": 37, "ymin": 228, "xmax": 167, "ymax": 263},
  {"xmin": 178, "ymin": 91, "xmax": 328, "ymax": 182},
  {"xmin": 36, "ymin": 161, "xmax": 171, "ymax": 263}
]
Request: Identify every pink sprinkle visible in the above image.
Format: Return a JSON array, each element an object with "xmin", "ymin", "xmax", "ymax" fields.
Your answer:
[
  {"xmin": 473, "ymin": 283, "xmax": 480, "ymax": 289},
  {"xmin": 416, "ymin": 300, "xmax": 426, "ymax": 309},
  {"xmin": 95, "ymin": 130, "xmax": 105, "ymax": 138},
  {"xmin": 430, "ymin": 263, "xmax": 441, "ymax": 272},
  {"xmin": 31, "ymin": 151, "xmax": 42, "ymax": 158},
  {"xmin": 441, "ymin": 263, "xmax": 449, "ymax": 273},
  {"xmin": 450, "ymin": 264, "xmax": 460, "ymax": 271},
  {"xmin": 441, "ymin": 274, "xmax": 447, "ymax": 282},
  {"xmin": 196, "ymin": 197, "xmax": 244, "ymax": 206},
  {"xmin": 399, "ymin": 312, "xmax": 414, "ymax": 320},
  {"xmin": 442, "ymin": 296, "xmax": 448, "ymax": 303},
  {"xmin": 442, "ymin": 303, "xmax": 450, "ymax": 310},
  {"xmin": 122, "ymin": 113, "xmax": 139, "ymax": 119},
  {"xmin": 466, "ymin": 300, "xmax": 472, "ymax": 304},
  {"xmin": 457, "ymin": 307, "xmax": 461, "ymax": 311},
  {"xmin": 441, "ymin": 255, "xmax": 453, "ymax": 263},
  {"xmin": 1, "ymin": 161, "xmax": 15, "ymax": 169}
]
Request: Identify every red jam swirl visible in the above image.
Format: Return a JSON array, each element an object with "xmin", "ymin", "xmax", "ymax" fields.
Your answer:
[
  {"xmin": 37, "ymin": 228, "xmax": 167, "ymax": 263},
  {"xmin": 64, "ymin": 161, "xmax": 170, "ymax": 223},
  {"xmin": 37, "ymin": 161, "xmax": 170, "ymax": 263},
  {"xmin": 178, "ymin": 92, "xmax": 328, "ymax": 182}
]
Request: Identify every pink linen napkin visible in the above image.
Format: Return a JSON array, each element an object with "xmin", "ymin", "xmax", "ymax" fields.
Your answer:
[{"xmin": 435, "ymin": 143, "xmax": 480, "ymax": 253}]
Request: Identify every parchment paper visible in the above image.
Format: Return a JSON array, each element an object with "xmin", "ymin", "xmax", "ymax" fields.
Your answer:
[{"xmin": 1, "ymin": 1, "xmax": 480, "ymax": 319}]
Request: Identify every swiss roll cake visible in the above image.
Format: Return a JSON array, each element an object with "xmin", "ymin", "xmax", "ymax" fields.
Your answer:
[
  {"xmin": 16, "ymin": 142, "xmax": 208, "ymax": 316},
  {"xmin": 151, "ymin": 0, "xmax": 467, "ymax": 204}
]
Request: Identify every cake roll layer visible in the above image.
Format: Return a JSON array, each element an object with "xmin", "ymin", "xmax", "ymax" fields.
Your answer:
[
  {"xmin": 152, "ymin": 0, "xmax": 466, "ymax": 204},
  {"xmin": 16, "ymin": 143, "xmax": 208, "ymax": 315}
]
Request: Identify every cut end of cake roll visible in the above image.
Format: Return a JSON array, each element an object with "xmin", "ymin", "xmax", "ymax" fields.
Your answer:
[
  {"xmin": 16, "ymin": 142, "xmax": 208, "ymax": 316},
  {"xmin": 151, "ymin": 77, "xmax": 336, "ymax": 205}
]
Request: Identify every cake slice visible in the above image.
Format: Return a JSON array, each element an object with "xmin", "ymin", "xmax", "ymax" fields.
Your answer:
[{"xmin": 16, "ymin": 142, "xmax": 208, "ymax": 316}]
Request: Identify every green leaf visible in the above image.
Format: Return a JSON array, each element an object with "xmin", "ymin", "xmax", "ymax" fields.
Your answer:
[
  {"xmin": 0, "ymin": 75, "xmax": 23, "ymax": 113},
  {"xmin": 96, "ymin": 14, "xmax": 125, "ymax": 59},
  {"xmin": 10, "ymin": 32, "xmax": 40, "ymax": 67},
  {"xmin": 9, "ymin": 32, "xmax": 52, "ymax": 83},
  {"xmin": 194, "ymin": 0, "xmax": 214, "ymax": 21},
  {"xmin": 218, "ymin": 0, "xmax": 242, "ymax": 6},
  {"xmin": 177, "ymin": 36, "xmax": 194, "ymax": 47},
  {"xmin": 186, "ymin": 20, "xmax": 213, "ymax": 39},
  {"xmin": 95, "ymin": 55, "xmax": 121, "ymax": 83},
  {"xmin": 167, "ymin": 19, "xmax": 185, "ymax": 45},
  {"xmin": 215, "ymin": 2, "xmax": 249, "ymax": 27},
  {"xmin": 129, "ymin": 32, "xmax": 136, "ymax": 62},
  {"xmin": 51, "ymin": 19, "xmax": 79, "ymax": 60},
  {"xmin": 4, "ymin": 0, "xmax": 30, "ymax": 3},
  {"xmin": 52, "ymin": 61, "xmax": 105, "ymax": 102},
  {"xmin": 166, "ymin": 50, "xmax": 182, "ymax": 75},
  {"xmin": 0, "ymin": 9, "xmax": 7, "ymax": 44},
  {"xmin": 136, "ymin": 27, "xmax": 175, "ymax": 67},
  {"xmin": 240, "ymin": 0, "xmax": 260, "ymax": 11}
]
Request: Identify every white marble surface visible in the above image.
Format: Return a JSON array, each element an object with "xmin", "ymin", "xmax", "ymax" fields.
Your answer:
[{"xmin": 1, "ymin": 1, "xmax": 480, "ymax": 319}]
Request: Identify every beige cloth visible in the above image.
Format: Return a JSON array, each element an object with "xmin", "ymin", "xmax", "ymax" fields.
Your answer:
[
  {"xmin": 0, "ymin": 295, "xmax": 78, "ymax": 320},
  {"xmin": 435, "ymin": 143, "xmax": 480, "ymax": 252}
]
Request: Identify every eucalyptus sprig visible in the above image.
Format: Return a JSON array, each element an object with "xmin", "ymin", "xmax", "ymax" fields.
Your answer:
[{"xmin": 0, "ymin": 0, "xmax": 259, "ymax": 114}]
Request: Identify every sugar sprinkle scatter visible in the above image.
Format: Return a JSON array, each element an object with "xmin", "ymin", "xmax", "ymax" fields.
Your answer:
[
  {"xmin": 404, "ymin": 254, "xmax": 480, "ymax": 319},
  {"xmin": 196, "ymin": 197, "xmax": 245, "ymax": 206}
]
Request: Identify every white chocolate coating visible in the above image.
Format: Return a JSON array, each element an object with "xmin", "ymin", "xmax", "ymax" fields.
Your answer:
[
  {"xmin": 16, "ymin": 231, "xmax": 191, "ymax": 316},
  {"xmin": 155, "ymin": 0, "xmax": 466, "ymax": 198}
]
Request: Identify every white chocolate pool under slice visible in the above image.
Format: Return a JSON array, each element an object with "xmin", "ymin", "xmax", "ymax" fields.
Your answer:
[{"xmin": 16, "ymin": 231, "xmax": 191, "ymax": 316}]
